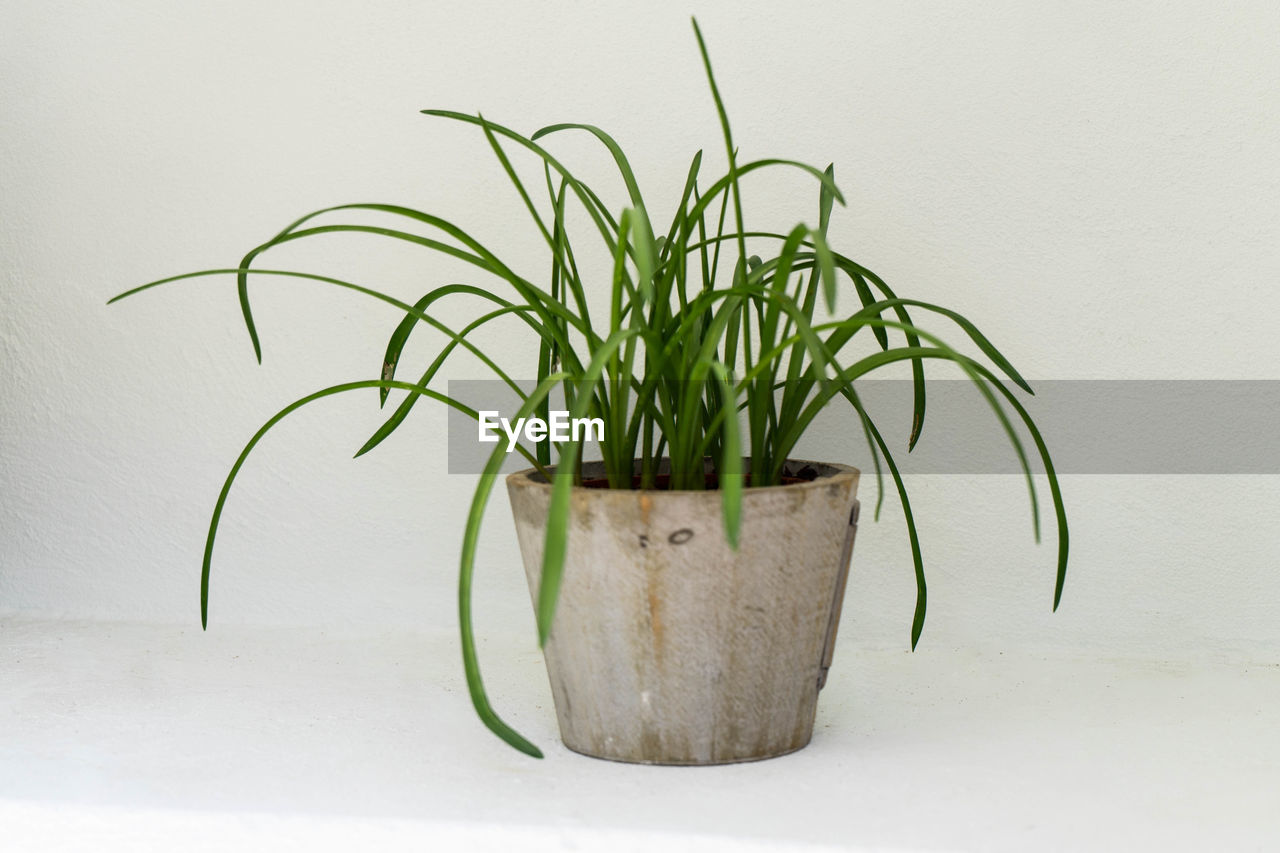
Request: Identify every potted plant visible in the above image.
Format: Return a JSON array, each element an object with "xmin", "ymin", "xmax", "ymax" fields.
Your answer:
[{"xmin": 111, "ymin": 19, "xmax": 1067, "ymax": 764}]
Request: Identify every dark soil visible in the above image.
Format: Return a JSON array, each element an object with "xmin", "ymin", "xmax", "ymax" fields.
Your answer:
[{"xmin": 580, "ymin": 470, "xmax": 817, "ymax": 490}]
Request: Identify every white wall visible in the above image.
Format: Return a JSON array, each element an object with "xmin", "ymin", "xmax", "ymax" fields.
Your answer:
[{"xmin": 3, "ymin": 0, "xmax": 1279, "ymax": 660}]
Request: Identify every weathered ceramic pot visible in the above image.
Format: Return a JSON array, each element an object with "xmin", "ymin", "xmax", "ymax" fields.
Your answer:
[{"xmin": 507, "ymin": 458, "xmax": 860, "ymax": 765}]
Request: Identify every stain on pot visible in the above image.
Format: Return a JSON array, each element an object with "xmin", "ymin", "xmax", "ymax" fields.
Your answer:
[
  {"xmin": 668, "ymin": 528, "xmax": 694, "ymax": 545},
  {"xmin": 638, "ymin": 493, "xmax": 653, "ymax": 527}
]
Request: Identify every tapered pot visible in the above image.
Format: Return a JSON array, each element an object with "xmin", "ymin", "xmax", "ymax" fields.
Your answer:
[{"xmin": 507, "ymin": 459, "xmax": 860, "ymax": 765}]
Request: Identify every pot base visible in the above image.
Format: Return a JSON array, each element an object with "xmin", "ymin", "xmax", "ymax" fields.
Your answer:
[{"xmin": 562, "ymin": 739, "xmax": 810, "ymax": 767}]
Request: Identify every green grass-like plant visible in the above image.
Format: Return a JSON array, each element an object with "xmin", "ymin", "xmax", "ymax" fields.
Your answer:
[{"xmin": 111, "ymin": 19, "xmax": 1067, "ymax": 759}]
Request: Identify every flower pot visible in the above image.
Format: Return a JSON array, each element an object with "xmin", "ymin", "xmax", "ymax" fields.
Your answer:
[{"xmin": 506, "ymin": 458, "xmax": 860, "ymax": 765}]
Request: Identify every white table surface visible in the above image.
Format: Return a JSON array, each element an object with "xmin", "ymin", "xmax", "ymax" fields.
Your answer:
[{"xmin": 3, "ymin": 616, "xmax": 1277, "ymax": 852}]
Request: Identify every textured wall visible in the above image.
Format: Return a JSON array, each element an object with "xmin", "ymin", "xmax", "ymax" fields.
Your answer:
[{"xmin": 3, "ymin": 1, "xmax": 1278, "ymax": 658}]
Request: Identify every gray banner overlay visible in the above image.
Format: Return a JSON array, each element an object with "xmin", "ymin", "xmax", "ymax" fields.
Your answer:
[{"xmin": 444, "ymin": 380, "xmax": 1280, "ymax": 475}]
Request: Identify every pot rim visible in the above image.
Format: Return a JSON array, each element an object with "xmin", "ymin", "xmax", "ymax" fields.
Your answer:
[{"xmin": 506, "ymin": 457, "xmax": 859, "ymax": 496}]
